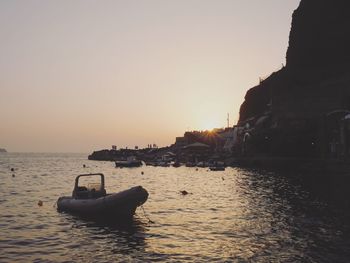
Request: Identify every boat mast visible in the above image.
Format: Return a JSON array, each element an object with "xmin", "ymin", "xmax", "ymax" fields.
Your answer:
[{"xmin": 227, "ymin": 113, "xmax": 230, "ymax": 128}]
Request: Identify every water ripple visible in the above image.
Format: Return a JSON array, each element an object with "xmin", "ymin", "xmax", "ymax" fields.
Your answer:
[{"xmin": 1, "ymin": 153, "xmax": 350, "ymax": 262}]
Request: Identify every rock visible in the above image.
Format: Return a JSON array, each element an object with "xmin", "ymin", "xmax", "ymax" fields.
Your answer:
[
  {"xmin": 286, "ymin": 0, "xmax": 350, "ymax": 70},
  {"xmin": 238, "ymin": 0, "xmax": 350, "ymax": 158}
]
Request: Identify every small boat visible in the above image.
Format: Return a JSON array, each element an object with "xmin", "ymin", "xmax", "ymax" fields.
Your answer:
[
  {"xmin": 0, "ymin": 148, "xmax": 7, "ymax": 153},
  {"xmin": 172, "ymin": 161, "xmax": 181, "ymax": 167},
  {"xmin": 145, "ymin": 161, "xmax": 157, "ymax": 166},
  {"xmin": 57, "ymin": 173, "xmax": 148, "ymax": 220},
  {"xmin": 196, "ymin": 161, "xmax": 206, "ymax": 167},
  {"xmin": 185, "ymin": 162, "xmax": 195, "ymax": 167},
  {"xmin": 158, "ymin": 161, "xmax": 170, "ymax": 167},
  {"xmin": 209, "ymin": 166, "xmax": 225, "ymax": 171},
  {"xmin": 115, "ymin": 156, "xmax": 142, "ymax": 168}
]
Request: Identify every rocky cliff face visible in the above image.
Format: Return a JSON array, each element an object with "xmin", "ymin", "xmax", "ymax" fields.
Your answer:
[
  {"xmin": 286, "ymin": 0, "xmax": 350, "ymax": 70},
  {"xmin": 239, "ymin": 0, "xmax": 350, "ymax": 123},
  {"xmin": 238, "ymin": 0, "xmax": 350, "ymax": 158}
]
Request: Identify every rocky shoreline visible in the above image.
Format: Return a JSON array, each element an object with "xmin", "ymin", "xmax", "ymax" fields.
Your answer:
[{"xmin": 88, "ymin": 145, "xmax": 350, "ymax": 174}]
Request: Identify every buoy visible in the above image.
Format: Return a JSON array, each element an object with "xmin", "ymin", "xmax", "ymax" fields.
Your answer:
[
  {"xmin": 12, "ymin": 174, "xmax": 15, "ymax": 177},
  {"xmin": 37, "ymin": 200, "xmax": 43, "ymax": 206},
  {"xmin": 141, "ymin": 171, "xmax": 144, "ymax": 175},
  {"xmin": 83, "ymin": 164, "xmax": 86, "ymax": 168},
  {"xmin": 11, "ymin": 168, "xmax": 14, "ymax": 172},
  {"xmin": 196, "ymin": 168, "xmax": 198, "ymax": 171}
]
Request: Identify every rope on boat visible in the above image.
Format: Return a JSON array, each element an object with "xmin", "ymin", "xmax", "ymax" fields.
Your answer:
[{"xmin": 141, "ymin": 205, "xmax": 154, "ymax": 224}]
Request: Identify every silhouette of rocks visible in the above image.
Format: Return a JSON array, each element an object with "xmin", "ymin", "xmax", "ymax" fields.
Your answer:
[
  {"xmin": 287, "ymin": 0, "xmax": 350, "ymax": 70},
  {"xmin": 238, "ymin": 0, "xmax": 350, "ymax": 160}
]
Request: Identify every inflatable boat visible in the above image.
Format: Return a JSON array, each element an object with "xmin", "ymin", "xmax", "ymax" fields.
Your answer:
[{"xmin": 57, "ymin": 173, "xmax": 148, "ymax": 220}]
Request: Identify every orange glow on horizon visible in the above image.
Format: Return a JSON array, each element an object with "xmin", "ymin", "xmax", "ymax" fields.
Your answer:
[
  {"xmin": 197, "ymin": 118, "xmax": 224, "ymax": 132},
  {"xmin": 0, "ymin": 1, "xmax": 300, "ymax": 152}
]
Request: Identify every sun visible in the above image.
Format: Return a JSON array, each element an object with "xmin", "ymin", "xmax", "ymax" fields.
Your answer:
[{"xmin": 198, "ymin": 119, "xmax": 223, "ymax": 131}]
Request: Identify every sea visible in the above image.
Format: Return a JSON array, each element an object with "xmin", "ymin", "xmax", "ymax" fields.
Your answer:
[{"xmin": 1, "ymin": 153, "xmax": 350, "ymax": 262}]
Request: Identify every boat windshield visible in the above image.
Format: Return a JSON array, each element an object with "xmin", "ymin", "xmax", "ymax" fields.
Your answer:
[
  {"xmin": 87, "ymin": 183, "xmax": 101, "ymax": 191},
  {"xmin": 73, "ymin": 173, "xmax": 106, "ymax": 199}
]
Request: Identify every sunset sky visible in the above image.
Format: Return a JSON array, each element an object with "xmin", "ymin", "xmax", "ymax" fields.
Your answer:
[{"xmin": 0, "ymin": 0, "xmax": 300, "ymax": 152}]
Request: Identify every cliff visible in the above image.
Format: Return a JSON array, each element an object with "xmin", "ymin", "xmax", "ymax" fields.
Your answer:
[
  {"xmin": 286, "ymin": 0, "xmax": 350, "ymax": 70},
  {"xmin": 238, "ymin": 0, "xmax": 350, "ymax": 159}
]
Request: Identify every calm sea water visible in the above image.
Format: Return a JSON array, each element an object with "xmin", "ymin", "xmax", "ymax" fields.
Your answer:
[{"xmin": 1, "ymin": 153, "xmax": 350, "ymax": 262}]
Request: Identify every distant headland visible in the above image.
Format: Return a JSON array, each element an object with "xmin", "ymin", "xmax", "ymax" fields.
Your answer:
[{"xmin": 88, "ymin": 128, "xmax": 236, "ymax": 167}]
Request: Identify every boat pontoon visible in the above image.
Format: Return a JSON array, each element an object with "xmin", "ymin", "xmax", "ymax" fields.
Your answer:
[{"xmin": 57, "ymin": 173, "xmax": 148, "ymax": 220}]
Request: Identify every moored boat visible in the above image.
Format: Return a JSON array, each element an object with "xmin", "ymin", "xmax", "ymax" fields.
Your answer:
[
  {"xmin": 57, "ymin": 173, "xmax": 148, "ymax": 220},
  {"xmin": 209, "ymin": 166, "xmax": 225, "ymax": 171},
  {"xmin": 172, "ymin": 161, "xmax": 181, "ymax": 167},
  {"xmin": 209, "ymin": 161, "xmax": 226, "ymax": 171},
  {"xmin": 115, "ymin": 156, "xmax": 142, "ymax": 168},
  {"xmin": 185, "ymin": 162, "xmax": 195, "ymax": 167}
]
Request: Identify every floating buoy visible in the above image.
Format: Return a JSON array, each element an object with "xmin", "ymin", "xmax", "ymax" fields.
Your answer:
[
  {"xmin": 37, "ymin": 200, "xmax": 43, "ymax": 206},
  {"xmin": 83, "ymin": 164, "xmax": 86, "ymax": 168},
  {"xmin": 11, "ymin": 168, "xmax": 14, "ymax": 172}
]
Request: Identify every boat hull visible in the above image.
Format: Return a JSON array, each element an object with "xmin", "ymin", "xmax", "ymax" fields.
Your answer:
[
  {"xmin": 115, "ymin": 161, "xmax": 142, "ymax": 168},
  {"xmin": 209, "ymin": 167, "xmax": 225, "ymax": 171},
  {"xmin": 57, "ymin": 186, "xmax": 148, "ymax": 220}
]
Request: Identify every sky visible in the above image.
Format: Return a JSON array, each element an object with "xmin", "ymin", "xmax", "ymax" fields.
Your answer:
[{"xmin": 0, "ymin": 0, "xmax": 300, "ymax": 153}]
